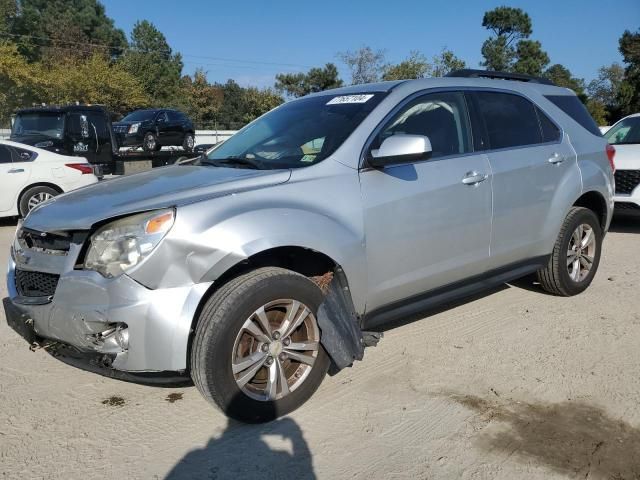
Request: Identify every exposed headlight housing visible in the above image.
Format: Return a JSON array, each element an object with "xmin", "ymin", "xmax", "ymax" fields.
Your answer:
[
  {"xmin": 84, "ymin": 209, "xmax": 175, "ymax": 278},
  {"xmin": 128, "ymin": 122, "xmax": 141, "ymax": 134}
]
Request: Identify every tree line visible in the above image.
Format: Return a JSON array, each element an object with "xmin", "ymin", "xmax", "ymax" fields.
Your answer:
[{"xmin": 0, "ymin": 1, "xmax": 638, "ymax": 130}]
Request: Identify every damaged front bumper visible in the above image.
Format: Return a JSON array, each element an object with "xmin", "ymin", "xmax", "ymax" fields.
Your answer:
[{"xmin": 6, "ymin": 257, "xmax": 212, "ymax": 372}]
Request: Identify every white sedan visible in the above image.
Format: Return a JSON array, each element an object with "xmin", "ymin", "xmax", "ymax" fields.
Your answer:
[
  {"xmin": 604, "ymin": 113, "xmax": 640, "ymax": 215},
  {"xmin": 0, "ymin": 140, "xmax": 99, "ymax": 218}
]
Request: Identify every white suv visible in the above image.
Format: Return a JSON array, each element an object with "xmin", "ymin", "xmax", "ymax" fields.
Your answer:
[{"xmin": 605, "ymin": 113, "xmax": 640, "ymax": 215}]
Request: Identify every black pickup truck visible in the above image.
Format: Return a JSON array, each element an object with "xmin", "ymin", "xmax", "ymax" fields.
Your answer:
[{"xmin": 10, "ymin": 105, "xmax": 194, "ymax": 174}]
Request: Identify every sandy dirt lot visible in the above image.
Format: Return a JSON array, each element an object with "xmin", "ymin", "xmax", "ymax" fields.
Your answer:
[{"xmin": 1, "ymin": 216, "xmax": 639, "ymax": 480}]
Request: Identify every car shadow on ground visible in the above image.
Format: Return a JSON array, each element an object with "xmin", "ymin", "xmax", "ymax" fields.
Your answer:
[
  {"xmin": 444, "ymin": 392, "xmax": 640, "ymax": 478},
  {"xmin": 609, "ymin": 215, "xmax": 640, "ymax": 234},
  {"xmin": 165, "ymin": 403, "xmax": 316, "ymax": 480}
]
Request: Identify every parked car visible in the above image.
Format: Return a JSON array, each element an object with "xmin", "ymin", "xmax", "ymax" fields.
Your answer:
[
  {"xmin": 0, "ymin": 140, "xmax": 98, "ymax": 218},
  {"xmin": 193, "ymin": 143, "xmax": 217, "ymax": 155},
  {"xmin": 6, "ymin": 70, "xmax": 614, "ymax": 423},
  {"xmin": 604, "ymin": 113, "xmax": 640, "ymax": 215},
  {"xmin": 113, "ymin": 109, "xmax": 195, "ymax": 153},
  {"xmin": 10, "ymin": 105, "xmax": 116, "ymax": 166}
]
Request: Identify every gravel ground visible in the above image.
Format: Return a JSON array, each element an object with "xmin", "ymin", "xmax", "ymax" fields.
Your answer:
[{"xmin": 1, "ymin": 216, "xmax": 639, "ymax": 480}]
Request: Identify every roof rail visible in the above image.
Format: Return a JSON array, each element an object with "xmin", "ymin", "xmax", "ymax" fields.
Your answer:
[{"xmin": 446, "ymin": 69, "xmax": 555, "ymax": 86}]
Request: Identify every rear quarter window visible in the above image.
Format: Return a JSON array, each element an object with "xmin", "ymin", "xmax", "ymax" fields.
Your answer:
[{"xmin": 544, "ymin": 95, "xmax": 602, "ymax": 137}]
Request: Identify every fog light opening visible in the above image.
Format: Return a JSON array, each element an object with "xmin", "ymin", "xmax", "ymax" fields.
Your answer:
[{"xmin": 114, "ymin": 324, "xmax": 129, "ymax": 351}]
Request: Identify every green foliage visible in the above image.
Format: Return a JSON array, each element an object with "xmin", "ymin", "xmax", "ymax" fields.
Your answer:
[
  {"xmin": 619, "ymin": 28, "xmax": 640, "ymax": 113},
  {"xmin": 9, "ymin": 0, "xmax": 127, "ymax": 61},
  {"xmin": 586, "ymin": 99, "xmax": 608, "ymax": 126},
  {"xmin": 482, "ymin": 6, "xmax": 532, "ymax": 41},
  {"xmin": 382, "ymin": 51, "xmax": 429, "ymax": 81},
  {"xmin": 275, "ymin": 63, "xmax": 343, "ymax": 97},
  {"xmin": 213, "ymin": 80, "xmax": 283, "ymax": 130},
  {"xmin": 480, "ymin": 6, "xmax": 548, "ymax": 76},
  {"xmin": 119, "ymin": 20, "xmax": 183, "ymax": 107},
  {"xmin": 382, "ymin": 49, "xmax": 466, "ymax": 81},
  {"xmin": 0, "ymin": 41, "xmax": 38, "ymax": 124},
  {"xmin": 512, "ymin": 40, "xmax": 549, "ymax": 76},
  {"xmin": 181, "ymin": 69, "xmax": 224, "ymax": 128},
  {"xmin": 338, "ymin": 46, "xmax": 386, "ymax": 85}
]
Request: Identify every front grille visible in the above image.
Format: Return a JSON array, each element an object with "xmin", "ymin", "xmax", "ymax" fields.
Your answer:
[
  {"xmin": 19, "ymin": 228, "xmax": 71, "ymax": 254},
  {"xmin": 113, "ymin": 125, "xmax": 128, "ymax": 134},
  {"xmin": 614, "ymin": 170, "xmax": 640, "ymax": 195},
  {"xmin": 15, "ymin": 269, "xmax": 60, "ymax": 297},
  {"xmin": 615, "ymin": 202, "xmax": 640, "ymax": 211}
]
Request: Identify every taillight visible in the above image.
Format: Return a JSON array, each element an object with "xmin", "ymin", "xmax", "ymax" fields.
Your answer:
[
  {"xmin": 65, "ymin": 163, "xmax": 94, "ymax": 175},
  {"xmin": 606, "ymin": 144, "xmax": 616, "ymax": 172}
]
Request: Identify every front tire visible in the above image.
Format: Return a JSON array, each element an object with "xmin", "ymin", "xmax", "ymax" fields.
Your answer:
[
  {"xmin": 19, "ymin": 185, "xmax": 59, "ymax": 217},
  {"xmin": 182, "ymin": 133, "xmax": 195, "ymax": 152},
  {"xmin": 537, "ymin": 207, "xmax": 603, "ymax": 296},
  {"xmin": 143, "ymin": 132, "xmax": 159, "ymax": 152},
  {"xmin": 191, "ymin": 267, "xmax": 330, "ymax": 423}
]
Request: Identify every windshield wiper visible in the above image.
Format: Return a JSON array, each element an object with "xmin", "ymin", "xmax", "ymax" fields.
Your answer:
[{"xmin": 203, "ymin": 156, "xmax": 265, "ymax": 170}]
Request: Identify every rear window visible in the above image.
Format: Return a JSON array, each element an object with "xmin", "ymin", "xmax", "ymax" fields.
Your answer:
[
  {"xmin": 475, "ymin": 91, "xmax": 542, "ymax": 149},
  {"xmin": 544, "ymin": 95, "xmax": 602, "ymax": 137}
]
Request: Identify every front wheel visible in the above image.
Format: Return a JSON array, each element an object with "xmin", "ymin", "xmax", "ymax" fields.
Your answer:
[
  {"xmin": 182, "ymin": 133, "xmax": 195, "ymax": 152},
  {"xmin": 537, "ymin": 207, "xmax": 603, "ymax": 296},
  {"xmin": 191, "ymin": 267, "xmax": 330, "ymax": 423}
]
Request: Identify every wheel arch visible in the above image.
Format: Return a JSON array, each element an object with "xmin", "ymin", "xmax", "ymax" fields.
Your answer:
[
  {"xmin": 17, "ymin": 182, "xmax": 64, "ymax": 213},
  {"xmin": 186, "ymin": 245, "xmax": 361, "ymax": 374},
  {"xmin": 572, "ymin": 190, "xmax": 608, "ymax": 230}
]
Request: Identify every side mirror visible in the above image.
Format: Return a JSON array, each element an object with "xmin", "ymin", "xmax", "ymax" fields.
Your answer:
[{"xmin": 369, "ymin": 134, "xmax": 432, "ymax": 168}]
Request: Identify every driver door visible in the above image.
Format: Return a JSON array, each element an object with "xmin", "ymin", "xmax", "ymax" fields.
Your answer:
[{"xmin": 359, "ymin": 91, "xmax": 493, "ymax": 311}]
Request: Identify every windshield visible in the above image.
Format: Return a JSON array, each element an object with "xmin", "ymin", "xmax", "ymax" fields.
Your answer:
[
  {"xmin": 205, "ymin": 93, "xmax": 386, "ymax": 169},
  {"xmin": 605, "ymin": 116, "xmax": 640, "ymax": 145},
  {"xmin": 121, "ymin": 110, "xmax": 156, "ymax": 122},
  {"xmin": 12, "ymin": 112, "xmax": 64, "ymax": 138}
]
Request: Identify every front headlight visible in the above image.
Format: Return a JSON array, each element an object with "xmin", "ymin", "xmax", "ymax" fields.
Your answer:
[
  {"xmin": 84, "ymin": 209, "xmax": 175, "ymax": 278},
  {"xmin": 128, "ymin": 123, "xmax": 141, "ymax": 134}
]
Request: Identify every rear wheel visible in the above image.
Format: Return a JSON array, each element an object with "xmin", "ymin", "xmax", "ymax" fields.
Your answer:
[
  {"xmin": 19, "ymin": 185, "xmax": 59, "ymax": 217},
  {"xmin": 191, "ymin": 267, "xmax": 330, "ymax": 423},
  {"xmin": 537, "ymin": 207, "xmax": 603, "ymax": 296}
]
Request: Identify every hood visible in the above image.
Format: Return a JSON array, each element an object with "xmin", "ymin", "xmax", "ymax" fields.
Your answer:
[
  {"xmin": 24, "ymin": 164, "xmax": 291, "ymax": 232},
  {"xmin": 113, "ymin": 120, "xmax": 152, "ymax": 127},
  {"xmin": 611, "ymin": 144, "xmax": 640, "ymax": 170}
]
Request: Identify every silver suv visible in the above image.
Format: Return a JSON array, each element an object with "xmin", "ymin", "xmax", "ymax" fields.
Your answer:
[{"xmin": 6, "ymin": 70, "xmax": 615, "ymax": 423}]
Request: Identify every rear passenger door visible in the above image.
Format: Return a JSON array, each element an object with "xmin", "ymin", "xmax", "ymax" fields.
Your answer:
[
  {"xmin": 360, "ymin": 91, "xmax": 493, "ymax": 311},
  {"xmin": 469, "ymin": 90, "xmax": 576, "ymax": 267}
]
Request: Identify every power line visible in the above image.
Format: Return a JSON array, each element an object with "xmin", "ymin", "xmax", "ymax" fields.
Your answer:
[{"xmin": 0, "ymin": 31, "xmax": 314, "ymax": 69}]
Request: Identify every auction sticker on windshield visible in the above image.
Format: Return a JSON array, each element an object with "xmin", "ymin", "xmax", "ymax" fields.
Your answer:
[{"xmin": 327, "ymin": 94, "xmax": 374, "ymax": 105}]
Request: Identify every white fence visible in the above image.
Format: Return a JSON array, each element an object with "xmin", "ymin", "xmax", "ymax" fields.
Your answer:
[{"xmin": 0, "ymin": 129, "xmax": 237, "ymax": 144}]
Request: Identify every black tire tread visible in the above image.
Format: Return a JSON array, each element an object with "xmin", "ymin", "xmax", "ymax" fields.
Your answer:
[
  {"xmin": 190, "ymin": 267, "xmax": 324, "ymax": 415},
  {"xmin": 537, "ymin": 206, "xmax": 600, "ymax": 296}
]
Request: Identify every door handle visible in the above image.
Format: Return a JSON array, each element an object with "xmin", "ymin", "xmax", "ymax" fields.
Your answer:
[
  {"xmin": 462, "ymin": 171, "xmax": 488, "ymax": 186},
  {"xmin": 548, "ymin": 153, "xmax": 564, "ymax": 165},
  {"xmin": 8, "ymin": 168, "xmax": 25, "ymax": 173}
]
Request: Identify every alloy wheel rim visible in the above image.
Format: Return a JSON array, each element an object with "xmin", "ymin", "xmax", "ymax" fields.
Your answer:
[
  {"xmin": 231, "ymin": 299, "xmax": 320, "ymax": 402},
  {"xmin": 27, "ymin": 192, "xmax": 53, "ymax": 211},
  {"xmin": 567, "ymin": 223, "xmax": 596, "ymax": 282},
  {"xmin": 146, "ymin": 135, "xmax": 156, "ymax": 150},
  {"xmin": 187, "ymin": 135, "xmax": 194, "ymax": 148}
]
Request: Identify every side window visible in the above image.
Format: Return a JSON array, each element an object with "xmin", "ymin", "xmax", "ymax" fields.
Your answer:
[
  {"xmin": 0, "ymin": 145, "xmax": 13, "ymax": 163},
  {"xmin": 536, "ymin": 107, "xmax": 561, "ymax": 143},
  {"xmin": 11, "ymin": 147, "xmax": 35, "ymax": 162},
  {"xmin": 475, "ymin": 92, "xmax": 542, "ymax": 149},
  {"xmin": 376, "ymin": 92, "xmax": 471, "ymax": 159},
  {"xmin": 156, "ymin": 112, "xmax": 168, "ymax": 124}
]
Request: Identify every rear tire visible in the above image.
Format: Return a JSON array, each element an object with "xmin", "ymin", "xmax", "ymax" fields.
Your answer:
[
  {"xmin": 19, "ymin": 185, "xmax": 59, "ymax": 217},
  {"xmin": 191, "ymin": 267, "xmax": 330, "ymax": 423},
  {"xmin": 537, "ymin": 207, "xmax": 602, "ymax": 296}
]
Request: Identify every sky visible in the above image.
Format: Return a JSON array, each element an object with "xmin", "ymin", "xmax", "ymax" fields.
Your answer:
[{"xmin": 101, "ymin": 0, "xmax": 639, "ymax": 88}]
